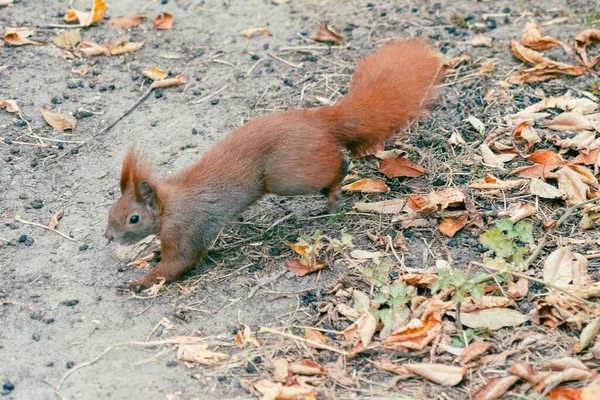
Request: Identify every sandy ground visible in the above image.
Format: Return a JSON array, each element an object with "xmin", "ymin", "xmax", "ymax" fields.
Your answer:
[{"xmin": 1, "ymin": 0, "xmax": 598, "ymax": 399}]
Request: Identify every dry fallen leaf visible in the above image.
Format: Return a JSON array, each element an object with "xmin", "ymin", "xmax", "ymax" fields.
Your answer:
[
  {"xmin": 41, "ymin": 106, "xmax": 77, "ymax": 131},
  {"xmin": 53, "ymin": 29, "xmax": 81, "ymax": 48},
  {"xmin": 239, "ymin": 27, "xmax": 271, "ymax": 38},
  {"xmin": 509, "ymin": 202, "xmax": 538, "ymax": 223},
  {"xmin": 110, "ymin": 41, "xmax": 145, "ymax": 55},
  {"xmin": 234, "ymin": 324, "xmax": 261, "ymax": 348},
  {"xmin": 513, "ymin": 121, "xmax": 541, "ymax": 152},
  {"xmin": 289, "ymin": 360, "xmax": 326, "ymax": 376},
  {"xmin": 341, "ymin": 178, "xmax": 390, "ymax": 193},
  {"xmin": 304, "ymin": 328, "xmax": 328, "ymax": 347},
  {"xmin": 572, "ymin": 148, "xmax": 600, "ymax": 166},
  {"xmin": 448, "ymin": 130, "xmax": 466, "ymax": 146},
  {"xmin": 314, "ymin": 24, "xmax": 344, "ymax": 44},
  {"xmin": 460, "ymin": 296, "xmax": 514, "ymax": 313},
  {"xmin": 0, "ymin": 0, "xmax": 13, "ymax": 6},
  {"xmin": 349, "ymin": 250, "xmax": 387, "ymax": 260},
  {"xmin": 272, "ymin": 358, "xmax": 289, "ymax": 382},
  {"xmin": 508, "ymin": 64, "xmax": 587, "ymax": 84},
  {"xmin": 545, "ymin": 112, "xmax": 594, "ymax": 131},
  {"xmin": 378, "ymin": 157, "xmax": 424, "ymax": 178},
  {"xmin": 254, "ymin": 380, "xmax": 316, "ymax": 400},
  {"xmin": 107, "ymin": 15, "xmax": 146, "ymax": 29},
  {"xmin": 79, "ymin": 41, "xmax": 111, "ymax": 57},
  {"xmin": 469, "ymin": 175, "xmax": 528, "ymax": 190},
  {"xmin": 577, "ymin": 317, "xmax": 600, "ymax": 353},
  {"xmin": 4, "ymin": 27, "xmax": 42, "ymax": 46},
  {"xmin": 395, "ymin": 273, "xmax": 440, "ymax": 289},
  {"xmin": 573, "ymin": 29, "xmax": 600, "ymax": 67},
  {"xmin": 527, "ymin": 149, "xmax": 566, "ymax": 165},
  {"xmin": 126, "ymin": 253, "xmax": 155, "ymax": 269},
  {"xmin": 459, "ymin": 308, "xmax": 529, "ymax": 330},
  {"xmin": 65, "ymin": 0, "xmax": 108, "ymax": 27},
  {"xmin": 142, "ymin": 66, "xmax": 168, "ymax": 81},
  {"xmin": 557, "ymin": 165, "xmax": 588, "ymax": 205},
  {"xmin": 286, "ymin": 259, "xmax": 327, "ymax": 277},
  {"xmin": 150, "ymin": 75, "xmax": 188, "ymax": 89},
  {"xmin": 72, "ymin": 66, "xmax": 90, "ymax": 77},
  {"xmin": 480, "ymin": 143, "xmax": 516, "ymax": 169},
  {"xmin": 473, "ymin": 375, "xmax": 520, "ymax": 400},
  {"xmin": 375, "ymin": 149, "xmax": 406, "ymax": 160},
  {"xmin": 403, "ymin": 364, "xmax": 466, "ymax": 386},
  {"xmin": 48, "ymin": 209, "xmax": 64, "ymax": 230},
  {"xmin": 438, "ymin": 214, "xmax": 468, "ymax": 238},
  {"xmin": 472, "ymin": 33, "xmax": 492, "ymax": 47},
  {"xmin": 344, "ymin": 311, "xmax": 377, "ymax": 350},
  {"xmin": 327, "ymin": 360, "xmax": 356, "ymax": 387},
  {"xmin": 177, "ymin": 344, "xmax": 228, "ymax": 365},
  {"xmin": 154, "ymin": 12, "xmax": 173, "ymax": 30},
  {"xmin": 530, "ymin": 178, "xmax": 566, "ymax": 199},
  {"xmin": 521, "ymin": 22, "xmax": 572, "ymax": 53},
  {"xmin": 455, "ymin": 341, "xmax": 491, "ymax": 364},
  {"xmin": 384, "ymin": 298, "xmax": 443, "ymax": 351},
  {"xmin": 353, "ymin": 198, "xmax": 406, "ymax": 214},
  {"xmin": 0, "ymin": 100, "xmax": 20, "ymax": 114}
]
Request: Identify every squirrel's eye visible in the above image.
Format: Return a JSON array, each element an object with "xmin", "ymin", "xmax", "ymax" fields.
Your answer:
[{"xmin": 129, "ymin": 215, "xmax": 140, "ymax": 224}]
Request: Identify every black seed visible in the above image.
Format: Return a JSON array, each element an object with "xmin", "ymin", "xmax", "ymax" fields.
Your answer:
[
  {"xmin": 66, "ymin": 361, "xmax": 75, "ymax": 369},
  {"xmin": 17, "ymin": 234, "xmax": 28, "ymax": 243},
  {"xmin": 24, "ymin": 237, "xmax": 34, "ymax": 246},
  {"xmin": 245, "ymin": 363, "xmax": 257, "ymax": 374},
  {"xmin": 210, "ymin": 99, "xmax": 219, "ymax": 105},
  {"xmin": 155, "ymin": 90, "xmax": 163, "ymax": 99},
  {"xmin": 192, "ymin": 128, "xmax": 198, "ymax": 135},
  {"xmin": 71, "ymin": 148, "xmax": 78, "ymax": 155},
  {"xmin": 79, "ymin": 244, "xmax": 89, "ymax": 251},
  {"xmin": 3, "ymin": 382, "xmax": 14, "ymax": 391},
  {"xmin": 62, "ymin": 300, "xmax": 79, "ymax": 307}
]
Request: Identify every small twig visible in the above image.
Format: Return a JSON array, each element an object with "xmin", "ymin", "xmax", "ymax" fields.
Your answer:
[
  {"xmin": 14, "ymin": 215, "xmax": 75, "ymax": 242},
  {"xmin": 473, "ymin": 261, "xmax": 600, "ymax": 310},
  {"xmin": 266, "ymin": 51, "xmax": 303, "ymax": 69},
  {"xmin": 248, "ymin": 270, "xmax": 287, "ymax": 299},
  {"xmin": 245, "ymin": 57, "xmax": 265, "ymax": 77},
  {"xmin": 192, "ymin": 85, "xmax": 229, "ymax": 104},
  {"xmin": 259, "ymin": 327, "xmax": 349, "ymax": 356},
  {"xmin": 98, "ymin": 86, "xmax": 153, "ymax": 135},
  {"xmin": 386, "ymin": 235, "xmax": 408, "ymax": 273},
  {"xmin": 525, "ymin": 197, "xmax": 600, "ymax": 267}
]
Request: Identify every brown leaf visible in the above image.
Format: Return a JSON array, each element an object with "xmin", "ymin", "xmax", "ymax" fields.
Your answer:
[
  {"xmin": 304, "ymin": 328, "xmax": 328, "ymax": 347},
  {"xmin": 286, "ymin": 259, "xmax": 327, "ymax": 277},
  {"xmin": 126, "ymin": 253, "xmax": 155, "ymax": 269},
  {"xmin": 142, "ymin": 66, "xmax": 168, "ymax": 81},
  {"xmin": 550, "ymin": 131, "xmax": 597, "ymax": 152},
  {"xmin": 472, "ymin": 33, "xmax": 492, "ymax": 47},
  {"xmin": 48, "ymin": 209, "xmax": 64, "ymax": 230},
  {"xmin": 480, "ymin": 143, "xmax": 516, "ymax": 169},
  {"xmin": 439, "ymin": 214, "xmax": 468, "ymax": 238},
  {"xmin": 459, "ymin": 308, "xmax": 529, "ymax": 330},
  {"xmin": 509, "ymin": 202, "xmax": 538, "ymax": 223},
  {"xmin": 403, "ymin": 363, "xmax": 466, "ymax": 386},
  {"xmin": 557, "ymin": 166, "xmax": 588, "ymax": 205},
  {"xmin": 372, "ymin": 360, "xmax": 409, "ymax": 375},
  {"xmin": 530, "ymin": 178, "xmax": 566, "ymax": 199},
  {"xmin": 546, "ymin": 112, "xmax": 594, "ymax": 131},
  {"xmin": 521, "ymin": 22, "xmax": 573, "ymax": 53},
  {"xmin": 407, "ymin": 194, "xmax": 428, "ymax": 212},
  {"xmin": 508, "ymin": 65, "xmax": 587, "ymax": 84},
  {"xmin": 327, "ymin": 360, "xmax": 356, "ymax": 387},
  {"xmin": 572, "ymin": 148, "xmax": 599, "ymax": 165},
  {"xmin": 154, "ymin": 12, "xmax": 173, "ymax": 30},
  {"xmin": 239, "ymin": 27, "xmax": 271, "ymax": 38},
  {"xmin": 79, "ymin": 41, "xmax": 111, "ymax": 57},
  {"xmin": 110, "ymin": 41, "xmax": 144, "ymax": 55},
  {"xmin": 65, "ymin": 0, "xmax": 107, "ymax": 27},
  {"xmin": 71, "ymin": 65, "xmax": 90, "ymax": 75},
  {"xmin": 353, "ymin": 198, "xmax": 406, "ymax": 214},
  {"xmin": 343, "ymin": 311, "xmax": 376, "ymax": 349},
  {"xmin": 3, "ymin": 27, "xmax": 42, "ymax": 46},
  {"xmin": 0, "ymin": 99, "xmax": 19, "ymax": 114},
  {"xmin": 53, "ymin": 29, "xmax": 81, "ymax": 48},
  {"xmin": 506, "ymin": 279, "xmax": 530, "ymax": 302},
  {"xmin": 151, "ymin": 75, "xmax": 189, "ymax": 89},
  {"xmin": 573, "ymin": 29, "xmax": 600, "ymax": 66},
  {"xmin": 555, "ymin": 94, "xmax": 598, "ymax": 114},
  {"xmin": 414, "ymin": 188, "xmax": 466, "ymax": 214},
  {"xmin": 234, "ymin": 324, "xmax": 261, "ymax": 348},
  {"xmin": 107, "ymin": 15, "xmax": 146, "ymax": 29},
  {"xmin": 474, "ymin": 375, "xmax": 520, "ymax": 400},
  {"xmin": 314, "ymin": 24, "xmax": 344, "ymax": 44},
  {"xmin": 177, "ymin": 344, "xmax": 228, "ymax": 365},
  {"xmin": 543, "ymin": 247, "xmax": 576, "ymax": 288},
  {"xmin": 514, "ymin": 121, "xmax": 541, "ymax": 153},
  {"xmin": 254, "ymin": 380, "xmax": 315, "ymax": 400},
  {"xmin": 272, "ymin": 358, "xmax": 289, "ymax": 382},
  {"xmin": 567, "ymin": 164, "xmax": 597, "ymax": 185},
  {"xmin": 375, "ymin": 149, "xmax": 407, "ymax": 160},
  {"xmin": 479, "ymin": 63, "xmax": 494, "ymax": 74},
  {"xmin": 289, "ymin": 360, "xmax": 326, "ymax": 376},
  {"xmin": 378, "ymin": 157, "xmax": 424, "ymax": 178},
  {"xmin": 527, "ymin": 149, "xmax": 566, "ymax": 165},
  {"xmin": 395, "ymin": 273, "xmax": 440, "ymax": 289},
  {"xmin": 509, "ymin": 164, "xmax": 560, "ymax": 179},
  {"xmin": 384, "ymin": 298, "xmax": 443, "ymax": 351},
  {"xmin": 469, "ymin": 175, "xmax": 528, "ymax": 190},
  {"xmin": 455, "ymin": 341, "xmax": 491, "ymax": 364},
  {"xmin": 341, "ymin": 178, "xmax": 390, "ymax": 193},
  {"xmin": 543, "ymin": 357, "xmax": 589, "ymax": 372},
  {"xmin": 41, "ymin": 106, "xmax": 76, "ymax": 131},
  {"xmin": 460, "ymin": 296, "xmax": 514, "ymax": 313}
]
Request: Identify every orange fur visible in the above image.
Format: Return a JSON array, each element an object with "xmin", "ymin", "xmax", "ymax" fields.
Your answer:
[{"xmin": 105, "ymin": 39, "xmax": 445, "ymax": 291}]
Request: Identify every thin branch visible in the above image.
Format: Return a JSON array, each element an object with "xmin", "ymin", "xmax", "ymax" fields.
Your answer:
[
  {"xmin": 259, "ymin": 327, "xmax": 349, "ymax": 355},
  {"xmin": 14, "ymin": 215, "xmax": 76, "ymax": 242},
  {"xmin": 98, "ymin": 86, "xmax": 153, "ymax": 135},
  {"xmin": 192, "ymin": 85, "xmax": 229, "ymax": 104}
]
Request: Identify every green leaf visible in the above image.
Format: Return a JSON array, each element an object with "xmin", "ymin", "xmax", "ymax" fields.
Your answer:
[
  {"xmin": 396, "ymin": 306, "xmax": 410, "ymax": 321},
  {"xmin": 450, "ymin": 272, "xmax": 467, "ymax": 287},
  {"xmin": 513, "ymin": 220, "xmax": 534, "ymax": 244},
  {"xmin": 372, "ymin": 292, "xmax": 388, "ymax": 304},
  {"xmin": 390, "ymin": 296, "xmax": 410, "ymax": 306},
  {"xmin": 453, "ymin": 287, "xmax": 467, "ymax": 303},
  {"xmin": 438, "ymin": 268, "xmax": 450, "ymax": 278},
  {"xmin": 389, "ymin": 282, "xmax": 407, "ymax": 298},
  {"xmin": 471, "ymin": 272, "xmax": 489, "ymax": 283},
  {"xmin": 471, "ymin": 284, "xmax": 485, "ymax": 302},
  {"xmin": 431, "ymin": 279, "xmax": 444, "ymax": 294},
  {"xmin": 380, "ymin": 308, "xmax": 394, "ymax": 331},
  {"xmin": 364, "ymin": 267, "xmax": 374, "ymax": 278},
  {"xmin": 369, "ymin": 307, "xmax": 381, "ymax": 323},
  {"xmin": 341, "ymin": 232, "xmax": 354, "ymax": 247},
  {"xmin": 495, "ymin": 218, "xmax": 513, "ymax": 233},
  {"xmin": 479, "ymin": 229, "xmax": 515, "ymax": 258}
]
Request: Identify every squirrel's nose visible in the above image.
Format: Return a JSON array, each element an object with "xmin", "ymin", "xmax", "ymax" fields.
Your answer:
[{"xmin": 104, "ymin": 230, "xmax": 113, "ymax": 242}]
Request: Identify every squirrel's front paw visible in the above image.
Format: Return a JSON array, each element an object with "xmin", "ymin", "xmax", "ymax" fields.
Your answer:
[{"xmin": 116, "ymin": 281, "xmax": 145, "ymax": 294}]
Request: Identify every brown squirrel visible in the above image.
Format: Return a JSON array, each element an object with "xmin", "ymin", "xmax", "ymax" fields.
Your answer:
[{"xmin": 105, "ymin": 39, "xmax": 444, "ymax": 291}]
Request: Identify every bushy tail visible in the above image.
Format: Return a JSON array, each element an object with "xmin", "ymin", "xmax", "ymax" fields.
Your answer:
[{"xmin": 319, "ymin": 39, "xmax": 445, "ymax": 158}]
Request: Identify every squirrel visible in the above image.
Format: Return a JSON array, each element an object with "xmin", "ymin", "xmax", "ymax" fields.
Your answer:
[{"xmin": 104, "ymin": 39, "xmax": 445, "ymax": 291}]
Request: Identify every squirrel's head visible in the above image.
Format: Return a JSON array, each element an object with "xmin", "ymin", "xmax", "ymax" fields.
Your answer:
[{"xmin": 105, "ymin": 147, "xmax": 161, "ymax": 245}]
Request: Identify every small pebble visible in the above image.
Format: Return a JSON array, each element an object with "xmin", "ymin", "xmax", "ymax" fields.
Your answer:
[
  {"xmin": 24, "ymin": 237, "xmax": 34, "ymax": 246},
  {"xmin": 66, "ymin": 361, "xmax": 75, "ymax": 369},
  {"xmin": 210, "ymin": 99, "xmax": 219, "ymax": 105},
  {"xmin": 17, "ymin": 234, "xmax": 28, "ymax": 243},
  {"xmin": 155, "ymin": 90, "xmax": 163, "ymax": 99},
  {"xmin": 192, "ymin": 128, "xmax": 198, "ymax": 135},
  {"xmin": 79, "ymin": 244, "xmax": 89, "ymax": 251},
  {"xmin": 166, "ymin": 360, "xmax": 177, "ymax": 367},
  {"xmin": 2, "ymin": 382, "xmax": 14, "ymax": 392},
  {"xmin": 71, "ymin": 148, "xmax": 79, "ymax": 155},
  {"xmin": 31, "ymin": 199, "xmax": 43, "ymax": 209},
  {"xmin": 32, "ymin": 333, "xmax": 40, "ymax": 341}
]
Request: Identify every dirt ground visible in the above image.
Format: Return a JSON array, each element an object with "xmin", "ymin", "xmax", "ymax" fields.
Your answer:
[{"xmin": 1, "ymin": 0, "xmax": 599, "ymax": 399}]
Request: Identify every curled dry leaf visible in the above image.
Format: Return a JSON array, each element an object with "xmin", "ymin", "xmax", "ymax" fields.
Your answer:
[
  {"xmin": 551, "ymin": 131, "xmax": 597, "ymax": 152},
  {"xmin": 543, "ymin": 357, "xmax": 589, "ymax": 372},
  {"xmin": 234, "ymin": 324, "xmax": 261, "ymax": 348},
  {"xmin": 480, "ymin": 143, "xmax": 516, "ymax": 169},
  {"xmin": 154, "ymin": 12, "xmax": 173, "ymax": 30},
  {"xmin": 349, "ymin": 250, "xmax": 387, "ymax": 260},
  {"xmin": 254, "ymin": 380, "xmax": 315, "ymax": 400},
  {"xmin": 41, "ymin": 106, "xmax": 77, "ymax": 132},
  {"xmin": 509, "ymin": 202, "xmax": 537, "ymax": 223},
  {"xmin": 353, "ymin": 198, "xmax": 406, "ymax": 214},
  {"xmin": 4, "ymin": 27, "xmax": 42, "ymax": 46},
  {"xmin": 530, "ymin": 178, "xmax": 566, "ymax": 199},
  {"xmin": 438, "ymin": 214, "xmax": 468, "ymax": 238},
  {"xmin": 555, "ymin": 94, "xmax": 598, "ymax": 114},
  {"xmin": 48, "ymin": 209, "xmax": 64, "ymax": 230},
  {"xmin": 472, "ymin": 33, "xmax": 492, "ymax": 47},
  {"xmin": 459, "ymin": 308, "xmax": 529, "ymax": 330},
  {"xmin": 527, "ymin": 149, "xmax": 566, "ymax": 165},
  {"xmin": 177, "ymin": 344, "xmax": 228, "ymax": 365},
  {"xmin": 467, "ymin": 115, "xmax": 485, "ymax": 135},
  {"xmin": 459, "ymin": 296, "xmax": 514, "ymax": 313},
  {"xmin": 343, "ymin": 311, "xmax": 377, "ymax": 350},
  {"xmin": 372, "ymin": 360, "xmax": 409, "ymax": 375},
  {"xmin": 65, "ymin": 0, "xmax": 107, "ymax": 27},
  {"xmin": 395, "ymin": 273, "xmax": 440, "ymax": 289},
  {"xmin": 542, "ymin": 247, "xmax": 588, "ymax": 289},
  {"xmin": 375, "ymin": 149, "xmax": 406, "ymax": 160},
  {"xmin": 455, "ymin": 341, "xmax": 491, "ymax": 364},
  {"xmin": 239, "ymin": 27, "xmax": 271, "ymax": 38},
  {"xmin": 448, "ymin": 130, "xmax": 466, "ymax": 146},
  {"xmin": 567, "ymin": 164, "xmax": 597, "ymax": 185},
  {"xmin": 557, "ymin": 165, "xmax": 588, "ymax": 205},
  {"xmin": 272, "ymin": 358, "xmax": 289, "ymax": 382},
  {"xmin": 289, "ymin": 360, "xmax": 326, "ymax": 376},
  {"xmin": 545, "ymin": 112, "xmax": 594, "ymax": 131},
  {"xmin": 514, "ymin": 121, "xmax": 540, "ymax": 152},
  {"xmin": 0, "ymin": 100, "xmax": 19, "ymax": 114},
  {"xmin": 341, "ymin": 178, "xmax": 390, "ymax": 193},
  {"xmin": 572, "ymin": 148, "xmax": 599, "ymax": 166},
  {"xmin": 403, "ymin": 364, "xmax": 466, "ymax": 386},
  {"xmin": 151, "ymin": 75, "xmax": 188, "ymax": 89},
  {"xmin": 72, "ymin": 65, "xmax": 90, "ymax": 75},
  {"xmin": 53, "ymin": 29, "xmax": 81, "ymax": 48},
  {"xmin": 384, "ymin": 298, "xmax": 443, "ymax": 351},
  {"xmin": 577, "ymin": 317, "xmax": 600, "ymax": 353},
  {"xmin": 314, "ymin": 24, "xmax": 344, "ymax": 44},
  {"xmin": 327, "ymin": 360, "xmax": 356, "ymax": 387},
  {"xmin": 473, "ymin": 375, "xmax": 520, "ymax": 400},
  {"xmin": 79, "ymin": 41, "xmax": 111, "ymax": 57},
  {"xmin": 304, "ymin": 328, "xmax": 328, "ymax": 347},
  {"xmin": 573, "ymin": 29, "xmax": 600, "ymax": 67},
  {"xmin": 286, "ymin": 259, "xmax": 327, "ymax": 277},
  {"xmin": 509, "ymin": 65, "xmax": 587, "ymax": 84},
  {"xmin": 142, "ymin": 66, "xmax": 168, "ymax": 81},
  {"xmin": 410, "ymin": 188, "xmax": 465, "ymax": 215},
  {"xmin": 469, "ymin": 175, "xmax": 528, "ymax": 190},
  {"xmin": 110, "ymin": 41, "xmax": 145, "ymax": 55},
  {"xmin": 107, "ymin": 15, "xmax": 146, "ymax": 29},
  {"xmin": 521, "ymin": 22, "xmax": 572, "ymax": 53},
  {"xmin": 509, "ymin": 164, "xmax": 559, "ymax": 179},
  {"xmin": 378, "ymin": 157, "xmax": 424, "ymax": 178}
]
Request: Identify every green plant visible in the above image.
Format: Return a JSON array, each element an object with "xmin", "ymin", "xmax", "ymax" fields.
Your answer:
[
  {"xmin": 290, "ymin": 230, "xmax": 354, "ymax": 266},
  {"xmin": 450, "ymin": 328, "xmax": 474, "ymax": 348},
  {"xmin": 450, "ymin": 13, "xmax": 468, "ymax": 29},
  {"xmin": 479, "ymin": 218, "xmax": 534, "ymax": 269},
  {"xmin": 431, "ymin": 268, "xmax": 486, "ymax": 303}
]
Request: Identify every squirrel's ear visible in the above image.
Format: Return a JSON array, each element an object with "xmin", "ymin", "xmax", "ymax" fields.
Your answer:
[
  {"xmin": 120, "ymin": 147, "xmax": 136, "ymax": 193},
  {"xmin": 138, "ymin": 181, "xmax": 156, "ymax": 210}
]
